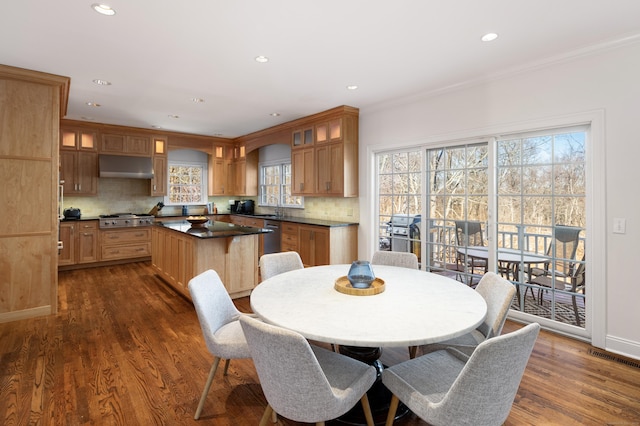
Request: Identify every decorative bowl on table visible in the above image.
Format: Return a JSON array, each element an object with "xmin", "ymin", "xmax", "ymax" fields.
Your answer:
[{"xmin": 186, "ymin": 216, "xmax": 209, "ymax": 227}]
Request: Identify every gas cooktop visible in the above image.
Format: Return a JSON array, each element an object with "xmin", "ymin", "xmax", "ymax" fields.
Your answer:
[{"xmin": 99, "ymin": 213, "xmax": 154, "ymax": 228}]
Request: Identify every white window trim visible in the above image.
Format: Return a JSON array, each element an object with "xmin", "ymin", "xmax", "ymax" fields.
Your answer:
[
  {"xmin": 366, "ymin": 109, "xmax": 605, "ymax": 347},
  {"xmin": 164, "ymin": 159, "xmax": 208, "ymax": 206},
  {"xmin": 258, "ymin": 160, "xmax": 304, "ymax": 209}
]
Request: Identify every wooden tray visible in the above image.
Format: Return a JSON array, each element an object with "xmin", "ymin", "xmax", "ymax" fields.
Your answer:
[{"xmin": 334, "ymin": 276, "xmax": 385, "ymax": 296}]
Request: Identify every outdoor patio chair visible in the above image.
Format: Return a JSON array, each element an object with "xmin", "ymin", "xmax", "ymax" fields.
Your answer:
[
  {"xmin": 530, "ymin": 225, "xmax": 581, "ymax": 279},
  {"xmin": 454, "ymin": 221, "xmax": 487, "ymax": 283},
  {"xmin": 530, "ymin": 255, "xmax": 585, "ymax": 326}
]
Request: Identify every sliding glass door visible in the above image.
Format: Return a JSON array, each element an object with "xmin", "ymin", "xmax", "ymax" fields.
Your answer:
[{"xmin": 376, "ymin": 126, "xmax": 587, "ymax": 330}]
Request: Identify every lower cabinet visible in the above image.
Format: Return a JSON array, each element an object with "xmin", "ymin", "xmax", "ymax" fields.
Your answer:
[
  {"xmin": 281, "ymin": 223, "xmax": 357, "ymax": 267},
  {"xmin": 100, "ymin": 228, "xmax": 152, "ymax": 261},
  {"xmin": 58, "ymin": 221, "xmax": 99, "ymax": 266},
  {"xmin": 151, "ymin": 226, "xmax": 259, "ymax": 299}
]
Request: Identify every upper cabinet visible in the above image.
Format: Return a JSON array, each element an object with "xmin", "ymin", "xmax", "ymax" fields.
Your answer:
[
  {"xmin": 208, "ymin": 144, "xmax": 229, "ymax": 196},
  {"xmin": 150, "ymin": 136, "xmax": 167, "ymax": 196},
  {"xmin": 60, "ymin": 127, "xmax": 98, "ymax": 151},
  {"xmin": 228, "ymin": 145, "xmax": 258, "ymax": 196},
  {"xmin": 101, "ymin": 133, "xmax": 153, "ymax": 156},
  {"xmin": 59, "ymin": 125, "xmax": 98, "ymax": 196},
  {"xmin": 290, "ymin": 109, "xmax": 358, "ymax": 197},
  {"xmin": 292, "ymin": 126, "xmax": 314, "ymax": 149}
]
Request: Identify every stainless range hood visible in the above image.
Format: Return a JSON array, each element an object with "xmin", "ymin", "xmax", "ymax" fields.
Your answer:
[{"xmin": 99, "ymin": 154, "xmax": 154, "ymax": 179}]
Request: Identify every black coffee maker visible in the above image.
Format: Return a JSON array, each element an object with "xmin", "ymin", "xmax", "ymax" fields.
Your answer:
[{"xmin": 231, "ymin": 200, "xmax": 255, "ymax": 214}]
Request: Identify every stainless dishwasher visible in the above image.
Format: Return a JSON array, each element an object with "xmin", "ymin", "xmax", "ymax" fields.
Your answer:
[{"xmin": 263, "ymin": 220, "xmax": 281, "ymax": 254}]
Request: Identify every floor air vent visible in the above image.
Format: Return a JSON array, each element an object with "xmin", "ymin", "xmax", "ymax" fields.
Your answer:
[{"xmin": 588, "ymin": 348, "xmax": 640, "ymax": 369}]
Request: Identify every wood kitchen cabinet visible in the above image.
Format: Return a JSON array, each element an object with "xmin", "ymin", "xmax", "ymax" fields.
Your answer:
[
  {"xmin": 292, "ymin": 126, "xmax": 314, "ymax": 149},
  {"xmin": 100, "ymin": 228, "xmax": 151, "ymax": 261},
  {"xmin": 298, "ymin": 225, "xmax": 330, "ymax": 266},
  {"xmin": 152, "ymin": 225, "xmax": 258, "ymax": 299},
  {"xmin": 58, "ymin": 221, "xmax": 99, "ymax": 267},
  {"xmin": 291, "ymin": 147, "xmax": 315, "ymax": 195},
  {"xmin": 100, "ymin": 133, "xmax": 153, "ymax": 156},
  {"xmin": 280, "ymin": 222, "xmax": 358, "ymax": 267},
  {"xmin": 314, "ymin": 118, "xmax": 342, "ymax": 144},
  {"xmin": 60, "ymin": 127, "xmax": 98, "ymax": 151},
  {"xmin": 281, "ymin": 222, "xmax": 299, "ymax": 253},
  {"xmin": 59, "ymin": 125, "xmax": 98, "ymax": 196},
  {"xmin": 290, "ymin": 109, "xmax": 358, "ymax": 197},
  {"xmin": 60, "ymin": 150, "xmax": 98, "ymax": 196},
  {"xmin": 227, "ymin": 146, "xmax": 258, "ymax": 196},
  {"xmin": 151, "ymin": 155, "xmax": 167, "ymax": 196},
  {"xmin": 208, "ymin": 145, "xmax": 229, "ymax": 196},
  {"xmin": 150, "ymin": 136, "xmax": 167, "ymax": 196}
]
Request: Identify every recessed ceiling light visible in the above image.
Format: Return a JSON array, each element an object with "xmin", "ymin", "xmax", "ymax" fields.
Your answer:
[
  {"xmin": 80, "ymin": 116, "xmax": 95, "ymax": 120},
  {"xmin": 481, "ymin": 33, "xmax": 498, "ymax": 42},
  {"xmin": 270, "ymin": 112, "xmax": 280, "ymax": 117},
  {"xmin": 151, "ymin": 125, "xmax": 162, "ymax": 129},
  {"xmin": 86, "ymin": 102, "xmax": 101, "ymax": 107},
  {"xmin": 255, "ymin": 55, "xmax": 269, "ymax": 63},
  {"xmin": 190, "ymin": 97, "xmax": 205, "ymax": 103},
  {"xmin": 91, "ymin": 4, "xmax": 116, "ymax": 16},
  {"xmin": 346, "ymin": 85, "xmax": 359, "ymax": 90},
  {"xmin": 168, "ymin": 114, "xmax": 180, "ymax": 119},
  {"xmin": 92, "ymin": 78, "xmax": 111, "ymax": 86}
]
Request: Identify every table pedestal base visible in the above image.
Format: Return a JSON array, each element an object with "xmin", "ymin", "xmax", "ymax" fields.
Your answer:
[{"xmin": 334, "ymin": 346, "xmax": 408, "ymax": 425}]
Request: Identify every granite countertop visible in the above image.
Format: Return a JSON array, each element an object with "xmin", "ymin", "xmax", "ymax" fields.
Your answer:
[
  {"xmin": 156, "ymin": 219, "xmax": 272, "ymax": 239},
  {"xmin": 230, "ymin": 213, "xmax": 359, "ymax": 227}
]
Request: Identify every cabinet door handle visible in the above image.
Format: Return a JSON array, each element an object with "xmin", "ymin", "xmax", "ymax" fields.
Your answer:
[{"xmin": 153, "ymin": 184, "xmax": 157, "ymax": 191}]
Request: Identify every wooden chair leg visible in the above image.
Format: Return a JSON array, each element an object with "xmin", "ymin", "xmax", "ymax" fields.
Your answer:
[
  {"xmin": 408, "ymin": 345, "xmax": 418, "ymax": 359},
  {"xmin": 194, "ymin": 357, "xmax": 221, "ymax": 419},
  {"xmin": 259, "ymin": 405, "xmax": 274, "ymax": 426},
  {"xmin": 385, "ymin": 394, "xmax": 400, "ymax": 426},
  {"xmin": 223, "ymin": 358, "xmax": 231, "ymax": 375},
  {"xmin": 360, "ymin": 393, "xmax": 374, "ymax": 426},
  {"xmin": 315, "ymin": 422, "xmax": 326, "ymax": 426}
]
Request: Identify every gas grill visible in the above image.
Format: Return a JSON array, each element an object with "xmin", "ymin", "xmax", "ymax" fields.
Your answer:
[
  {"xmin": 387, "ymin": 214, "xmax": 421, "ymax": 252},
  {"xmin": 99, "ymin": 213, "xmax": 155, "ymax": 228}
]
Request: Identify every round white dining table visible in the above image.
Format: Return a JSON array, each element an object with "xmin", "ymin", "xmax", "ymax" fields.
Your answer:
[{"xmin": 250, "ymin": 264, "xmax": 487, "ymax": 348}]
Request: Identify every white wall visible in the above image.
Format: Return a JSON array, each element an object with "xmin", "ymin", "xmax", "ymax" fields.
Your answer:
[{"xmin": 357, "ymin": 40, "xmax": 640, "ymax": 358}]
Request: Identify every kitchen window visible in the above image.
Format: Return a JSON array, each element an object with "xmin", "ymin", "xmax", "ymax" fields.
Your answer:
[
  {"xmin": 259, "ymin": 162, "xmax": 303, "ymax": 208},
  {"xmin": 166, "ymin": 160, "xmax": 208, "ymax": 205}
]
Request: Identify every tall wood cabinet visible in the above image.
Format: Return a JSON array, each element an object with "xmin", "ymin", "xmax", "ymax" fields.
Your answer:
[
  {"xmin": 59, "ymin": 126, "xmax": 98, "ymax": 196},
  {"xmin": 0, "ymin": 65, "xmax": 69, "ymax": 322},
  {"xmin": 290, "ymin": 108, "xmax": 358, "ymax": 197}
]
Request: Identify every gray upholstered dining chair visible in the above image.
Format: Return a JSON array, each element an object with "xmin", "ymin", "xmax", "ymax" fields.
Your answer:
[
  {"xmin": 259, "ymin": 251, "xmax": 304, "ymax": 281},
  {"xmin": 383, "ymin": 322, "xmax": 540, "ymax": 426},
  {"xmin": 371, "ymin": 250, "xmax": 419, "ymax": 269},
  {"xmin": 412, "ymin": 271, "xmax": 516, "ymax": 358},
  {"xmin": 188, "ymin": 269, "xmax": 256, "ymax": 420},
  {"xmin": 239, "ymin": 316, "xmax": 376, "ymax": 426}
]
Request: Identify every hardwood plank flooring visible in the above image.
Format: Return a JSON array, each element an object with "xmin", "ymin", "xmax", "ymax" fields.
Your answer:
[{"xmin": 1, "ymin": 261, "xmax": 639, "ymax": 425}]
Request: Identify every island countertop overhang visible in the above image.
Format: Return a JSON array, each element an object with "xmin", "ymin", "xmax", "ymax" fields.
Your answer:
[{"xmin": 155, "ymin": 220, "xmax": 272, "ymax": 239}]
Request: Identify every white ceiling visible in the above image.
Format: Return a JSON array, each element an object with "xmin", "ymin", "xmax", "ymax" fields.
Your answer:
[{"xmin": 3, "ymin": 1, "xmax": 640, "ymax": 138}]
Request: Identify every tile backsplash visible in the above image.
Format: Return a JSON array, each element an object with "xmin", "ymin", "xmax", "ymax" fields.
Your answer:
[{"xmin": 65, "ymin": 178, "xmax": 360, "ymax": 222}]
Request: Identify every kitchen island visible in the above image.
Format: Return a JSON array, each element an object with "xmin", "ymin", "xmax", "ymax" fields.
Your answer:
[{"xmin": 151, "ymin": 220, "xmax": 271, "ymax": 300}]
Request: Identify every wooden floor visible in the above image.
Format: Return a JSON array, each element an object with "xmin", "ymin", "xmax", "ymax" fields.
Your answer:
[{"xmin": 1, "ymin": 261, "xmax": 640, "ymax": 425}]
